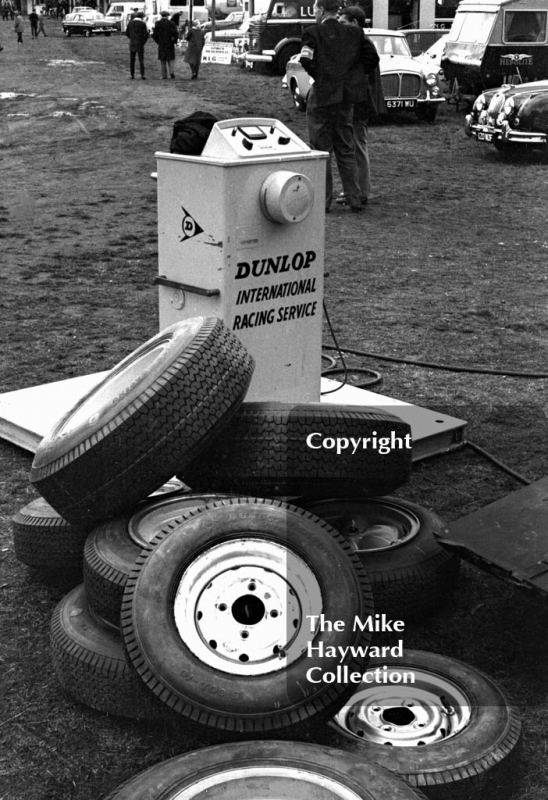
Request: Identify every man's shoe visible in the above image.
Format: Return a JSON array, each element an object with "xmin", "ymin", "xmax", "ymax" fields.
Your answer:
[{"xmin": 171, "ymin": 73, "xmax": 175, "ymax": 78}]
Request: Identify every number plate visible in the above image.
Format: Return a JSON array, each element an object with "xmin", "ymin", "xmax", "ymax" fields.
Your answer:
[
  {"xmin": 477, "ymin": 131, "xmax": 494, "ymax": 142},
  {"xmin": 386, "ymin": 99, "xmax": 417, "ymax": 109}
]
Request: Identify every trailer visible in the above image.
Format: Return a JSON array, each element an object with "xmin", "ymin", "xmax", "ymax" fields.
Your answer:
[{"xmin": 441, "ymin": 0, "xmax": 548, "ymax": 97}]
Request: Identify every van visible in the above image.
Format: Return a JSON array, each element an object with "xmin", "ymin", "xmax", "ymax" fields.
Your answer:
[
  {"xmin": 106, "ymin": 1, "xmax": 145, "ymax": 30},
  {"xmin": 144, "ymin": 0, "xmax": 209, "ymax": 28},
  {"xmin": 441, "ymin": 0, "xmax": 548, "ymax": 96},
  {"xmin": 244, "ymin": 0, "xmax": 315, "ymax": 73}
]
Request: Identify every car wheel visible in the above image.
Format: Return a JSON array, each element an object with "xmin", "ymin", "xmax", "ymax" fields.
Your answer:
[
  {"xmin": 312, "ymin": 650, "xmax": 522, "ymax": 800},
  {"xmin": 276, "ymin": 43, "xmax": 301, "ymax": 75},
  {"xmin": 121, "ymin": 498, "xmax": 374, "ymax": 735},
  {"xmin": 179, "ymin": 402, "xmax": 412, "ymax": 498},
  {"xmin": 64, "ymin": 27, "xmax": 71, "ymax": 35},
  {"xmin": 298, "ymin": 497, "xmax": 460, "ymax": 620},
  {"xmin": 30, "ymin": 318, "xmax": 254, "ymax": 527},
  {"xmin": 85, "ymin": 28, "xmax": 92, "ymax": 36},
  {"xmin": 290, "ymin": 78, "xmax": 307, "ymax": 112},
  {"xmin": 416, "ymin": 106, "xmax": 438, "ymax": 123},
  {"xmin": 12, "ymin": 497, "xmax": 91, "ymax": 574},
  {"xmin": 83, "ymin": 492, "xmax": 234, "ymax": 627},
  {"xmin": 105, "ymin": 740, "xmax": 430, "ymax": 800},
  {"xmin": 51, "ymin": 584, "xmax": 166, "ymax": 719}
]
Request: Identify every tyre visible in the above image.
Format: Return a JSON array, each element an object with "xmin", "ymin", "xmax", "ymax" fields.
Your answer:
[
  {"xmin": 64, "ymin": 27, "xmax": 71, "ymax": 35},
  {"xmin": 121, "ymin": 497, "xmax": 374, "ymax": 735},
  {"xmin": 12, "ymin": 496, "xmax": 91, "ymax": 573},
  {"xmin": 30, "ymin": 318, "xmax": 254, "ymax": 527},
  {"xmin": 84, "ymin": 492, "xmax": 234, "ymax": 627},
  {"xmin": 51, "ymin": 584, "xmax": 166, "ymax": 719},
  {"xmin": 290, "ymin": 78, "xmax": 307, "ymax": 112},
  {"xmin": 105, "ymin": 740, "xmax": 430, "ymax": 800},
  {"xmin": 179, "ymin": 402, "xmax": 412, "ymax": 498},
  {"xmin": 311, "ymin": 650, "xmax": 522, "ymax": 800},
  {"xmin": 276, "ymin": 43, "xmax": 301, "ymax": 74},
  {"xmin": 300, "ymin": 497, "xmax": 460, "ymax": 620}
]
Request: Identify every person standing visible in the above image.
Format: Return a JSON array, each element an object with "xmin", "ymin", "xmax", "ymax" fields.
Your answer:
[
  {"xmin": 125, "ymin": 10, "xmax": 149, "ymax": 80},
  {"xmin": 152, "ymin": 10, "xmax": 179, "ymax": 79},
  {"xmin": 14, "ymin": 11, "xmax": 24, "ymax": 44},
  {"xmin": 183, "ymin": 19, "xmax": 205, "ymax": 79},
  {"xmin": 37, "ymin": 10, "xmax": 48, "ymax": 36},
  {"xmin": 28, "ymin": 7, "xmax": 39, "ymax": 38},
  {"xmin": 299, "ymin": 0, "xmax": 379, "ymax": 213},
  {"xmin": 337, "ymin": 5, "xmax": 384, "ymax": 206}
]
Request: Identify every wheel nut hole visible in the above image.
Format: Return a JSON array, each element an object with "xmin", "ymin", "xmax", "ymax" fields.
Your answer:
[
  {"xmin": 270, "ymin": 610, "xmax": 279, "ymax": 618},
  {"xmin": 239, "ymin": 653, "xmax": 249, "ymax": 662},
  {"xmin": 248, "ymin": 582, "xmax": 256, "ymax": 591},
  {"xmin": 241, "ymin": 630, "xmax": 249, "ymax": 639},
  {"xmin": 218, "ymin": 603, "xmax": 227, "ymax": 612},
  {"xmin": 209, "ymin": 640, "xmax": 217, "ymax": 649},
  {"xmin": 231, "ymin": 594, "xmax": 265, "ymax": 626},
  {"xmin": 382, "ymin": 707, "xmax": 416, "ymax": 727}
]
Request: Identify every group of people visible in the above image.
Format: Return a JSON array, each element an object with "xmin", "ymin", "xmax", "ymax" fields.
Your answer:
[
  {"xmin": 300, "ymin": 0, "xmax": 383, "ymax": 213},
  {"xmin": 125, "ymin": 10, "xmax": 205, "ymax": 81}
]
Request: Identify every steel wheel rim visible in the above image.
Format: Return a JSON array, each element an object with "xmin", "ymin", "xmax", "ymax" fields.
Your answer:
[
  {"xmin": 170, "ymin": 766, "xmax": 363, "ymax": 800},
  {"xmin": 334, "ymin": 667, "xmax": 471, "ymax": 746},
  {"xmin": 128, "ymin": 494, "xmax": 227, "ymax": 548},
  {"xmin": 173, "ymin": 538, "xmax": 323, "ymax": 676},
  {"xmin": 308, "ymin": 499, "xmax": 420, "ymax": 553}
]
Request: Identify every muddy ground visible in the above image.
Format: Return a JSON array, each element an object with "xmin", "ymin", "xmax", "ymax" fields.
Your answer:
[{"xmin": 1, "ymin": 15, "xmax": 548, "ymax": 800}]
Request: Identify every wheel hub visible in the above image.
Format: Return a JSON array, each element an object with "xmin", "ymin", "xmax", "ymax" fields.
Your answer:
[
  {"xmin": 171, "ymin": 766, "xmax": 363, "ymax": 800},
  {"xmin": 334, "ymin": 667, "xmax": 471, "ymax": 746},
  {"xmin": 173, "ymin": 538, "xmax": 323, "ymax": 676}
]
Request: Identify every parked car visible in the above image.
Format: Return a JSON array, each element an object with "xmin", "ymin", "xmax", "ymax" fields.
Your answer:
[
  {"xmin": 401, "ymin": 27, "xmax": 450, "ymax": 57},
  {"xmin": 283, "ymin": 29, "xmax": 445, "ymax": 121},
  {"xmin": 105, "ymin": 2, "xmax": 145, "ymax": 31},
  {"xmin": 465, "ymin": 79, "xmax": 548, "ymax": 151},
  {"xmin": 63, "ymin": 9, "xmax": 118, "ymax": 35}
]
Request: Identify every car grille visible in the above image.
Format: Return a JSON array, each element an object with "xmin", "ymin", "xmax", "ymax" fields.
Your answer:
[
  {"xmin": 247, "ymin": 19, "xmax": 266, "ymax": 53},
  {"xmin": 381, "ymin": 73, "xmax": 421, "ymax": 99}
]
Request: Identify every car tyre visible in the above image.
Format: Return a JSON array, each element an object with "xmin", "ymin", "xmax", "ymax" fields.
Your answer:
[
  {"xmin": 276, "ymin": 43, "xmax": 302, "ymax": 75},
  {"xmin": 290, "ymin": 78, "xmax": 307, "ymax": 112},
  {"xmin": 311, "ymin": 649, "xmax": 522, "ymax": 800},
  {"xmin": 299, "ymin": 497, "xmax": 460, "ymax": 620},
  {"xmin": 179, "ymin": 402, "xmax": 412, "ymax": 498},
  {"xmin": 105, "ymin": 740, "xmax": 431, "ymax": 800},
  {"xmin": 12, "ymin": 497, "xmax": 91, "ymax": 574},
  {"xmin": 51, "ymin": 584, "xmax": 167, "ymax": 719},
  {"xmin": 121, "ymin": 497, "xmax": 374, "ymax": 735},
  {"xmin": 30, "ymin": 318, "xmax": 254, "ymax": 527}
]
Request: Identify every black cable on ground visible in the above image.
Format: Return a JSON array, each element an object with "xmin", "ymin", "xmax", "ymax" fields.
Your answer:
[
  {"xmin": 322, "ymin": 366, "xmax": 383, "ymax": 389},
  {"xmin": 464, "ymin": 440, "xmax": 532, "ymax": 486},
  {"xmin": 323, "ymin": 343, "xmax": 548, "ymax": 379},
  {"xmin": 321, "ymin": 301, "xmax": 349, "ymax": 395}
]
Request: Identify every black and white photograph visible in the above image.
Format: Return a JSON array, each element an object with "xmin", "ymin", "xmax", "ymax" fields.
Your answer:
[{"xmin": 1, "ymin": 0, "xmax": 548, "ymax": 797}]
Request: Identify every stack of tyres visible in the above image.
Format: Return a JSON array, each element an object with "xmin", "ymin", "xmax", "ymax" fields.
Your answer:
[{"xmin": 10, "ymin": 315, "xmax": 522, "ymax": 799}]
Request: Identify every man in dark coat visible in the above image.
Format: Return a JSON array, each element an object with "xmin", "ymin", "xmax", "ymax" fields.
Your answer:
[
  {"xmin": 28, "ymin": 7, "xmax": 39, "ymax": 38},
  {"xmin": 125, "ymin": 11, "xmax": 149, "ymax": 80},
  {"xmin": 300, "ymin": 0, "xmax": 379, "ymax": 213},
  {"xmin": 152, "ymin": 10, "xmax": 179, "ymax": 79}
]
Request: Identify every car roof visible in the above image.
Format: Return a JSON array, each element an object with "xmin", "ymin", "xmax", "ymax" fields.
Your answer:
[{"xmin": 364, "ymin": 28, "xmax": 406, "ymax": 37}]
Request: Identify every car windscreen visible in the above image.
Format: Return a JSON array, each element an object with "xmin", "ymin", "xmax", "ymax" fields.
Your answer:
[
  {"xmin": 446, "ymin": 11, "xmax": 496, "ymax": 44},
  {"xmin": 368, "ymin": 35, "xmax": 412, "ymax": 57}
]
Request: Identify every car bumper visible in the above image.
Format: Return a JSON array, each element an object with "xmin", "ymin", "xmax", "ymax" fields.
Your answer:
[
  {"xmin": 245, "ymin": 51, "xmax": 275, "ymax": 64},
  {"xmin": 465, "ymin": 117, "xmax": 500, "ymax": 143},
  {"xmin": 500, "ymin": 122, "xmax": 547, "ymax": 145}
]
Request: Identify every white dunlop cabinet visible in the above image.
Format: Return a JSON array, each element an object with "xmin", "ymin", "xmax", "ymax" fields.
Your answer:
[{"xmin": 156, "ymin": 118, "xmax": 327, "ymax": 403}]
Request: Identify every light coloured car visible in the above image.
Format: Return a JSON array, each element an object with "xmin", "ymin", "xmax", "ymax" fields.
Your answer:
[
  {"xmin": 283, "ymin": 28, "xmax": 445, "ymax": 121},
  {"xmin": 204, "ymin": 16, "xmax": 250, "ymax": 44},
  {"xmin": 63, "ymin": 9, "xmax": 118, "ymax": 36}
]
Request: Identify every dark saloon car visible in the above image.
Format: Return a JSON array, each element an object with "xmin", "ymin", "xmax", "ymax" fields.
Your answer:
[
  {"xmin": 63, "ymin": 10, "xmax": 118, "ymax": 36},
  {"xmin": 465, "ymin": 79, "xmax": 548, "ymax": 152}
]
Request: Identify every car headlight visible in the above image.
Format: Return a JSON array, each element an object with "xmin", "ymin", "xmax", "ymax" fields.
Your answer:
[
  {"xmin": 430, "ymin": 86, "xmax": 440, "ymax": 96},
  {"xmin": 503, "ymin": 97, "xmax": 515, "ymax": 116},
  {"xmin": 473, "ymin": 93, "xmax": 486, "ymax": 111},
  {"xmin": 425, "ymin": 73, "xmax": 437, "ymax": 87}
]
